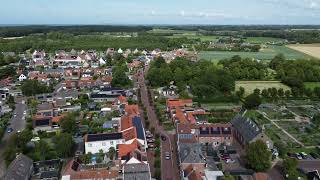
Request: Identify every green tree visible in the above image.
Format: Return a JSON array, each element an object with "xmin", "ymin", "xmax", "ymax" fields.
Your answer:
[
  {"xmin": 236, "ymin": 87, "xmax": 245, "ymax": 98},
  {"xmin": 283, "ymin": 157, "xmax": 299, "ymax": 180},
  {"xmin": 108, "ymin": 147, "xmax": 116, "ymax": 160},
  {"xmin": 54, "ymin": 133, "xmax": 74, "ymax": 158},
  {"xmin": 243, "ymin": 93, "xmax": 262, "ymax": 109},
  {"xmin": 247, "ymin": 140, "xmax": 271, "ymax": 172},
  {"xmin": 277, "ymin": 88, "xmax": 284, "ymax": 98},
  {"xmin": 60, "ymin": 113, "xmax": 77, "ymax": 134},
  {"xmin": 261, "ymin": 89, "xmax": 269, "ymax": 99},
  {"xmin": 222, "ymin": 174, "xmax": 235, "ymax": 180}
]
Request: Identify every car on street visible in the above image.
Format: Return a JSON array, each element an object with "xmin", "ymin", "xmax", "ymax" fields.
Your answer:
[
  {"xmin": 161, "ymin": 135, "xmax": 167, "ymax": 141},
  {"xmin": 14, "ymin": 114, "xmax": 17, "ymax": 117},
  {"xmin": 165, "ymin": 152, "xmax": 171, "ymax": 160},
  {"xmin": 148, "ymin": 143, "xmax": 155, "ymax": 148},
  {"xmin": 23, "ymin": 111, "xmax": 27, "ymax": 115},
  {"xmin": 146, "ymin": 134, "xmax": 153, "ymax": 138},
  {"xmin": 7, "ymin": 127, "xmax": 13, "ymax": 133}
]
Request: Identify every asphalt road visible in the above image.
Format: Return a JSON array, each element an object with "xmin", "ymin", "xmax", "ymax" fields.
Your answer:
[
  {"xmin": 137, "ymin": 68, "xmax": 180, "ymax": 180},
  {"xmin": 0, "ymin": 97, "xmax": 27, "ymax": 177}
]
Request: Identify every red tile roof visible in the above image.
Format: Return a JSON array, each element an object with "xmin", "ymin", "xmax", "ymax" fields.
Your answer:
[
  {"xmin": 52, "ymin": 114, "xmax": 66, "ymax": 123},
  {"xmin": 125, "ymin": 105, "xmax": 140, "ymax": 116},
  {"xmin": 122, "ymin": 127, "xmax": 137, "ymax": 141},
  {"xmin": 118, "ymin": 139, "xmax": 138, "ymax": 157},
  {"xmin": 167, "ymin": 99, "xmax": 193, "ymax": 108},
  {"xmin": 121, "ymin": 115, "xmax": 133, "ymax": 131}
]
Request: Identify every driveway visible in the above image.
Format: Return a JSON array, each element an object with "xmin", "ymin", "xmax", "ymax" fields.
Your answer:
[
  {"xmin": 137, "ymin": 69, "xmax": 180, "ymax": 180},
  {"xmin": 0, "ymin": 97, "xmax": 27, "ymax": 177}
]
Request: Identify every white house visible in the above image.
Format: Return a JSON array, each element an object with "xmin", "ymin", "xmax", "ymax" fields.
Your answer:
[
  {"xmin": 32, "ymin": 50, "xmax": 45, "ymax": 62},
  {"xmin": 117, "ymin": 48, "xmax": 123, "ymax": 54},
  {"xmin": 99, "ymin": 57, "xmax": 106, "ymax": 66},
  {"xmin": 84, "ymin": 132, "xmax": 125, "ymax": 154},
  {"xmin": 18, "ymin": 74, "xmax": 27, "ymax": 82}
]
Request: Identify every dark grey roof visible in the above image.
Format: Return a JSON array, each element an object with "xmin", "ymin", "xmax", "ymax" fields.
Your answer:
[
  {"xmin": 123, "ymin": 163, "xmax": 151, "ymax": 180},
  {"xmin": 132, "ymin": 117, "xmax": 145, "ymax": 140},
  {"xmin": 90, "ymin": 93, "xmax": 119, "ymax": 99},
  {"xmin": 4, "ymin": 154, "xmax": 33, "ymax": 180},
  {"xmin": 37, "ymin": 103, "xmax": 53, "ymax": 111},
  {"xmin": 178, "ymin": 143, "xmax": 206, "ymax": 164},
  {"xmin": 231, "ymin": 115, "xmax": 262, "ymax": 142},
  {"xmin": 86, "ymin": 133, "xmax": 122, "ymax": 142}
]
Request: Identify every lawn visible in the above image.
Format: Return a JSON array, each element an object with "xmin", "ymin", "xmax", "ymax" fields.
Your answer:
[
  {"xmin": 243, "ymin": 37, "xmax": 286, "ymax": 44},
  {"xmin": 166, "ymin": 34, "xmax": 219, "ymax": 42},
  {"xmin": 235, "ymin": 81, "xmax": 291, "ymax": 95},
  {"xmin": 199, "ymin": 45, "xmax": 310, "ymax": 61},
  {"xmin": 304, "ymin": 82, "xmax": 320, "ymax": 90}
]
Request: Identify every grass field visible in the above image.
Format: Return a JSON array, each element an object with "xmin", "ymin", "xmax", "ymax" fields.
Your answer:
[
  {"xmin": 235, "ymin": 81, "xmax": 291, "ymax": 95},
  {"xmin": 200, "ymin": 45, "xmax": 310, "ymax": 61},
  {"xmin": 244, "ymin": 37, "xmax": 286, "ymax": 44},
  {"xmin": 287, "ymin": 44, "xmax": 320, "ymax": 59},
  {"xmin": 166, "ymin": 34, "xmax": 219, "ymax": 41},
  {"xmin": 304, "ymin": 82, "xmax": 320, "ymax": 90}
]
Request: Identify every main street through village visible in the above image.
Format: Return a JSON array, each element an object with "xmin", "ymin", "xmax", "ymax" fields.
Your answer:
[
  {"xmin": 137, "ymin": 68, "xmax": 180, "ymax": 180},
  {"xmin": 0, "ymin": 96, "xmax": 27, "ymax": 177}
]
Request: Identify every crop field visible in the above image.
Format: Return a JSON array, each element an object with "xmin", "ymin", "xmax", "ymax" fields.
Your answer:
[
  {"xmin": 235, "ymin": 81, "xmax": 291, "ymax": 95},
  {"xmin": 287, "ymin": 44, "xmax": 320, "ymax": 59},
  {"xmin": 304, "ymin": 82, "xmax": 320, "ymax": 90},
  {"xmin": 199, "ymin": 45, "xmax": 310, "ymax": 61}
]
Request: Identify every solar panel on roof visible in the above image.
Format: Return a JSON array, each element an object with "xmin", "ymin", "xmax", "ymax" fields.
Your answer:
[
  {"xmin": 133, "ymin": 117, "xmax": 145, "ymax": 140},
  {"xmin": 87, "ymin": 133, "xmax": 122, "ymax": 142}
]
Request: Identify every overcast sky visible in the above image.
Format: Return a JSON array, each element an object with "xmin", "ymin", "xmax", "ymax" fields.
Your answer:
[{"xmin": 0, "ymin": 0, "xmax": 320, "ymax": 25}]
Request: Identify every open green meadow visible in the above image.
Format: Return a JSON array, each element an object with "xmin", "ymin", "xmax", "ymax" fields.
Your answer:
[
  {"xmin": 243, "ymin": 37, "xmax": 286, "ymax": 44},
  {"xmin": 235, "ymin": 81, "xmax": 291, "ymax": 95},
  {"xmin": 199, "ymin": 45, "xmax": 310, "ymax": 61}
]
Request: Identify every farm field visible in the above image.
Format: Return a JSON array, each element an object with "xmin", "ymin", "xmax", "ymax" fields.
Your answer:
[
  {"xmin": 235, "ymin": 81, "xmax": 291, "ymax": 95},
  {"xmin": 304, "ymin": 82, "xmax": 320, "ymax": 90},
  {"xmin": 199, "ymin": 45, "xmax": 310, "ymax": 61},
  {"xmin": 287, "ymin": 44, "xmax": 320, "ymax": 59}
]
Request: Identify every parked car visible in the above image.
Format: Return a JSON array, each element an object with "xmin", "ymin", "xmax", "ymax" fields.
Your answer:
[
  {"xmin": 7, "ymin": 127, "xmax": 13, "ymax": 133},
  {"xmin": 148, "ymin": 144, "xmax": 155, "ymax": 148},
  {"xmin": 225, "ymin": 159, "xmax": 235, "ymax": 164},
  {"xmin": 165, "ymin": 152, "xmax": 171, "ymax": 160},
  {"xmin": 31, "ymin": 137, "xmax": 40, "ymax": 142},
  {"xmin": 295, "ymin": 153, "xmax": 303, "ymax": 160},
  {"xmin": 147, "ymin": 139, "xmax": 155, "ymax": 143},
  {"xmin": 300, "ymin": 152, "xmax": 308, "ymax": 159},
  {"xmin": 220, "ymin": 154, "xmax": 230, "ymax": 160},
  {"xmin": 161, "ymin": 135, "xmax": 167, "ymax": 141},
  {"xmin": 146, "ymin": 134, "xmax": 153, "ymax": 138}
]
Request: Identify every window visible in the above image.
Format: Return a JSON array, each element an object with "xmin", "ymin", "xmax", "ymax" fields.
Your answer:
[
  {"xmin": 110, "ymin": 141, "xmax": 114, "ymax": 145},
  {"xmin": 88, "ymin": 143, "xmax": 92, "ymax": 147}
]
